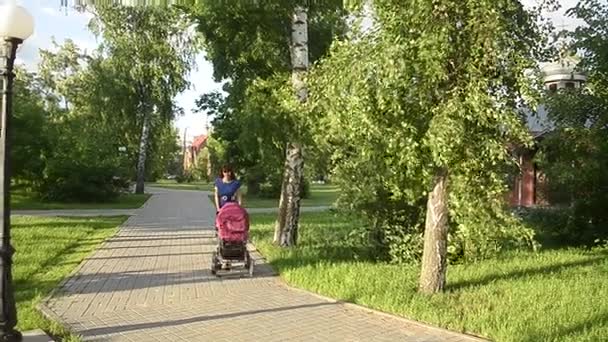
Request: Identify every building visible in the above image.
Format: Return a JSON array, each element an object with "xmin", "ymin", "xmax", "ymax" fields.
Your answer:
[
  {"xmin": 509, "ymin": 55, "xmax": 587, "ymax": 207},
  {"xmin": 183, "ymin": 134, "xmax": 208, "ymax": 172}
]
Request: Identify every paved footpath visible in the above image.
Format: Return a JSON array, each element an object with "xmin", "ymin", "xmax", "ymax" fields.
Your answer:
[{"xmin": 40, "ymin": 188, "xmax": 487, "ymax": 342}]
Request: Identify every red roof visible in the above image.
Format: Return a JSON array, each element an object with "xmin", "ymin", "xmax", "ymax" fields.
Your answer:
[{"xmin": 191, "ymin": 134, "xmax": 208, "ymax": 151}]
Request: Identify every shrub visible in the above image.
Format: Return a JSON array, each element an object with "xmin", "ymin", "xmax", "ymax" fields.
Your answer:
[
  {"xmin": 521, "ymin": 206, "xmax": 608, "ymax": 247},
  {"xmin": 257, "ymin": 176, "xmax": 310, "ymax": 199},
  {"xmin": 41, "ymin": 158, "xmax": 122, "ymax": 202}
]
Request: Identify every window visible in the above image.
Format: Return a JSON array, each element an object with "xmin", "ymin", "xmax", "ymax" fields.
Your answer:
[
  {"xmin": 548, "ymin": 83, "xmax": 557, "ymax": 92},
  {"xmin": 565, "ymin": 82, "xmax": 575, "ymax": 89}
]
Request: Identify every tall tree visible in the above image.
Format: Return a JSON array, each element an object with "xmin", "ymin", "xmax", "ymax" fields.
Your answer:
[
  {"xmin": 90, "ymin": 5, "xmax": 199, "ymax": 193},
  {"xmin": 309, "ymin": 0, "xmax": 545, "ymax": 293},
  {"xmin": 189, "ymin": 0, "xmax": 345, "ymax": 246},
  {"xmin": 275, "ymin": 6, "xmax": 309, "ymax": 246}
]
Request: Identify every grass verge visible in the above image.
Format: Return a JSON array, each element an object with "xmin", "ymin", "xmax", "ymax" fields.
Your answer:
[
  {"xmin": 11, "ymin": 189, "xmax": 150, "ymax": 210},
  {"xmin": 205, "ymin": 184, "xmax": 339, "ymax": 208},
  {"xmin": 13, "ymin": 215, "xmax": 125, "ymax": 340},
  {"xmin": 243, "ymin": 184, "xmax": 339, "ymax": 208},
  {"xmin": 250, "ymin": 212, "xmax": 608, "ymax": 342},
  {"xmin": 147, "ymin": 180, "xmax": 214, "ymax": 191}
]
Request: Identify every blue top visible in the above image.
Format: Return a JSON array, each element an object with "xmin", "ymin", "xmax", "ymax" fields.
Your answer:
[{"xmin": 215, "ymin": 178, "xmax": 241, "ymax": 208}]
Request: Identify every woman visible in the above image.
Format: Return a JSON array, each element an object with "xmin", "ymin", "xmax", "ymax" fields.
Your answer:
[{"xmin": 214, "ymin": 164, "xmax": 242, "ymax": 212}]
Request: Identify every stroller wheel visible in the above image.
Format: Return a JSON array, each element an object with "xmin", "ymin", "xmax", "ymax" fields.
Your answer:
[
  {"xmin": 247, "ymin": 252, "xmax": 254, "ymax": 277},
  {"xmin": 211, "ymin": 252, "xmax": 218, "ymax": 275}
]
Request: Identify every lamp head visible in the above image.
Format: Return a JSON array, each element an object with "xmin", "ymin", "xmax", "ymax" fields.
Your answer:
[{"xmin": 0, "ymin": 0, "xmax": 35, "ymax": 42}]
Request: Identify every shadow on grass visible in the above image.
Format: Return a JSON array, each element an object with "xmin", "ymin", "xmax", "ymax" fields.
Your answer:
[
  {"xmin": 268, "ymin": 245, "xmax": 377, "ymax": 271},
  {"xmin": 551, "ymin": 311, "xmax": 608, "ymax": 340},
  {"xmin": 14, "ymin": 218, "xmax": 126, "ymax": 230},
  {"xmin": 521, "ymin": 311, "xmax": 608, "ymax": 342},
  {"xmin": 448, "ymin": 251, "xmax": 608, "ymax": 292},
  {"xmin": 249, "ymin": 212, "xmax": 381, "ymax": 272},
  {"xmin": 14, "ymin": 234, "xmax": 108, "ymax": 304}
]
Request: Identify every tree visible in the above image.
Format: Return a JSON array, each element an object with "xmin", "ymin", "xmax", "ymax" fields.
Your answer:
[
  {"xmin": 309, "ymin": 0, "xmax": 544, "ymax": 293},
  {"xmin": 535, "ymin": 0, "xmax": 608, "ymax": 244},
  {"xmin": 275, "ymin": 6, "xmax": 309, "ymax": 246},
  {"xmin": 90, "ymin": 5, "xmax": 199, "ymax": 193},
  {"xmin": 188, "ymin": 0, "xmax": 345, "ymax": 246},
  {"xmin": 12, "ymin": 68, "xmax": 51, "ymax": 187},
  {"xmin": 38, "ymin": 39, "xmax": 91, "ymax": 114}
]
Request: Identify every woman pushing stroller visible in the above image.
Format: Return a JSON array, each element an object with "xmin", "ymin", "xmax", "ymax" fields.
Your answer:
[
  {"xmin": 214, "ymin": 164, "xmax": 242, "ymax": 212},
  {"xmin": 211, "ymin": 164, "xmax": 253, "ymax": 276}
]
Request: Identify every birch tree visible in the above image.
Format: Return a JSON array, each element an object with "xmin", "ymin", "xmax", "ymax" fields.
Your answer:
[
  {"xmin": 91, "ymin": 5, "xmax": 199, "ymax": 193},
  {"xmin": 190, "ymin": 0, "xmax": 345, "ymax": 246},
  {"xmin": 274, "ymin": 6, "xmax": 309, "ymax": 246},
  {"xmin": 309, "ymin": 0, "xmax": 546, "ymax": 293}
]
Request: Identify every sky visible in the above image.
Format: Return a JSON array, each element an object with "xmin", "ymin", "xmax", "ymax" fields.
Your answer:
[{"xmin": 11, "ymin": 0, "xmax": 584, "ymax": 144}]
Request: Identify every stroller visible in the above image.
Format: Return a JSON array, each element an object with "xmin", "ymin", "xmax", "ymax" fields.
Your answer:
[{"xmin": 211, "ymin": 202, "xmax": 254, "ymax": 277}]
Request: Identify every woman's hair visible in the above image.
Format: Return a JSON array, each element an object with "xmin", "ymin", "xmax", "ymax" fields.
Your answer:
[{"xmin": 220, "ymin": 164, "xmax": 236, "ymax": 180}]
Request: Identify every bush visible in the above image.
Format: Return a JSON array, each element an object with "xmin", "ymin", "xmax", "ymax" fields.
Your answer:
[
  {"xmin": 36, "ymin": 114, "xmax": 128, "ymax": 203},
  {"xmin": 336, "ymin": 171, "xmax": 537, "ymax": 264},
  {"xmin": 257, "ymin": 177, "xmax": 310, "ymax": 199},
  {"xmin": 521, "ymin": 206, "xmax": 608, "ymax": 247},
  {"xmin": 40, "ymin": 159, "xmax": 122, "ymax": 202},
  {"xmin": 176, "ymin": 172, "xmax": 194, "ymax": 183}
]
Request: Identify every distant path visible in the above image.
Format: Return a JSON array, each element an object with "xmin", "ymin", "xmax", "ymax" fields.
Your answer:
[
  {"xmin": 12, "ymin": 209, "xmax": 136, "ymax": 217},
  {"xmin": 39, "ymin": 187, "xmax": 486, "ymax": 341},
  {"xmin": 13, "ymin": 187, "xmax": 331, "ymax": 217}
]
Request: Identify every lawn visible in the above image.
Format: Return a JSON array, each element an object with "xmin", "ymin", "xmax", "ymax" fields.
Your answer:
[
  {"xmin": 152, "ymin": 180, "xmax": 338, "ymax": 208},
  {"xmin": 243, "ymin": 184, "xmax": 339, "ymax": 208},
  {"xmin": 13, "ymin": 215, "xmax": 125, "ymax": 341},
  {"xmin": 147, "ymin": 179, "xmax": 215, "ymax": 191},
  {"xmin": 205, "ymin": 183, "xmax": 339, "ymax": 208},
  {"xmin": 249, "ymin": 212, "xmax": 608, "ymax": 342},
  {"xmin": 11, "ymin": 189, "xmax": 150, "ymax": 210}
]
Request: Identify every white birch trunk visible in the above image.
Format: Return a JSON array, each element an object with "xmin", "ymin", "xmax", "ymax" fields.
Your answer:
[{"xmin": 274, "ymin": 6, "xmax": 308, "ymax": 247}]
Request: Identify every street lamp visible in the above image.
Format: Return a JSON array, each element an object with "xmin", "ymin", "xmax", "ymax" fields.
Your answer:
[{"xmin": 0, "ymin": 0, "xmax": 34, "ymax": 341}]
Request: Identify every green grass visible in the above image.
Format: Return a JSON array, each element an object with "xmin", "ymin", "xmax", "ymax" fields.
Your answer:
[
  {"xmin": 147, "ymin": 179, "xmax": 215, "ymax": 191},
  {"xmin": 250, "ymin": 212, "xmax": 608, "ymax": 342},
  {"xmin": 206, "ymin": 183, "xmax": 339, "ymax": 208},
  {"xmin": 244, "ymin": 184, "xmax": 339, "ymax": 208},
  {"xmin": 13, "ymin": 215, "xmax": 125, "ymax": 340},
  {"xmin": 152, "ymin": 180, "xmax": 338, "ymax": 208},
  {"xmin": 11, "ymin": 189, "xmax": 150, "ymax": 210}
]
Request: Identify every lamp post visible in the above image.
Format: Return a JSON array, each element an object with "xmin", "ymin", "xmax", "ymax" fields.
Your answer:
[{"xmin": 0, "ymin": 1, "xmax": 34, "ymax": 341}]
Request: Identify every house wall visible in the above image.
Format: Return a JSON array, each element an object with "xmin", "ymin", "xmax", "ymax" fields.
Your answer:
[{"xmin": 509, "ymin": 150, "xmax": 537, "ymax": 207}]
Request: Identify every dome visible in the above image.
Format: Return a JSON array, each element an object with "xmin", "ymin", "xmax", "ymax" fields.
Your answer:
[{"xmin": 541, "ymin": 55, "xmax": 587, "ymax": 83}]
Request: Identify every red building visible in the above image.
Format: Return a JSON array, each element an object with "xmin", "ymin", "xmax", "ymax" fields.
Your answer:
[
  {"xmin": 183, "ymin": 134, "xmax": 208, "ymax": 171},
  {"xmin": 508, "ymin": 55, "xmax": 586, "ymax": 207}
]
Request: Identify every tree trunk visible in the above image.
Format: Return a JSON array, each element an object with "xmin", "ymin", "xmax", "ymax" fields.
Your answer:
[
  {"xmin": 135, "ymin": 108, "xmax": 152, "ymax": 194},
  {"xmin": 279, "ymin": 143, "xmax": 304, "ymax": 246},
  {"xmin": 206, "ymin": 149, "xmax": 213, "ymax": 182},
  {"xmin": 274, "ymin": 5, "xmax": 309, "ymax": 247},
  {"xmin": 419, "ymin": 168, "xmax": 449, "ymax": 294},
  {"xmin": 274, "ymin": 149, "xmax": 290, "ymax": 244}
]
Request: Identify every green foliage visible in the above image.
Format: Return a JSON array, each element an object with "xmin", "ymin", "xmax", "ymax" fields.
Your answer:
[
  {"xmin": 90, "ymin": 5, "xmax": 200, "ymax": 191},
  {"xmin": 12, "ymin": 68, "xmax": 51, "ymax": 187},
  {"xmin": 11, "ymin": 10, "xmax": 189, "ymax": 202},
  {"xmin": 258, "ymin": 175, "xmax": 310, "ymax": 199},
  {"xmin": 188, "ymin": 1, "xmax": 346, "ymax": 198},
  {"xmin": 534, "ymin": 0, "xmax": 608, "ymax": 245},
  {"xmin": 308, "ymin": 0, "xmax": 546, "ymax": 263},
  {"xmin": 40, "ymin": 114, "xmax": 127, "ymax": 202}
]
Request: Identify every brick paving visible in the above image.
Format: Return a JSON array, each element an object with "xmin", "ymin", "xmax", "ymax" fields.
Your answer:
[{"xmin": 40, "ymin": 188, "xmax": 488, "ymax": 342}]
